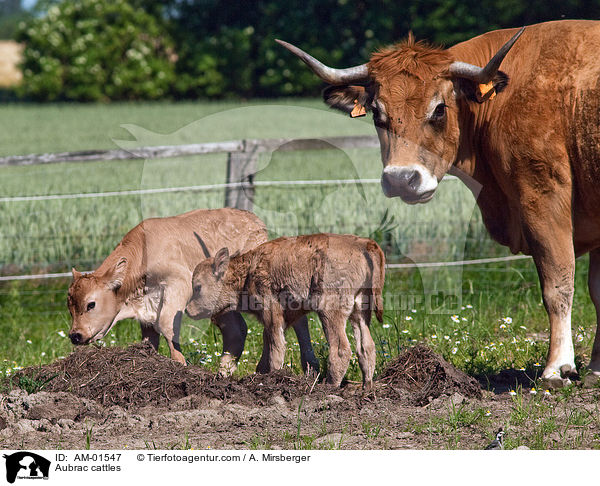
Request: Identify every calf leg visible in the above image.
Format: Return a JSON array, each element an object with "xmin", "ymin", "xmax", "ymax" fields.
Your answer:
[
  {"xmin": 158, "ymin": 308, "xmax": 186, "ymax": 365},
  {"xmin": 140, "ymin": 324, "xmax": 160, "ymax": 350},
  {"xmin": 212, "ymin": 311, "xmax": 248, "ymax": 377},
  {"xmin": 588, "ymin": 248, "xmax": 600, "ymax": 375},
  {"xmin": 256, "ymin": 306, "xmax": 287, "ymax": 374},
  {"xmin": 349, "ymin": 303, "xmax": 376, "ymax": 391},
  {"xmin": 154, "ymin": 279, "xmax": 188, "ymax": 365},
  {"xmin": 291, "ymin": 315, "xmax": 320, "ymax": 375},
  {"xmin": 318, "ymin": 310, "xmax": 352, "ymax": 387}
]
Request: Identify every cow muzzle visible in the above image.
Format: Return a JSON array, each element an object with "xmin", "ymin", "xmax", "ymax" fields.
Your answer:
[{"xmin": 381, "ymin": 165, "xmax": 438, "ymax": 203}]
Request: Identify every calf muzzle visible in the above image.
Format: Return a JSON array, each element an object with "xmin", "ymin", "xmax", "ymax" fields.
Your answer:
[{"xmin": 69, "ymin": 332, "xmax": 83, "ymax": 345}]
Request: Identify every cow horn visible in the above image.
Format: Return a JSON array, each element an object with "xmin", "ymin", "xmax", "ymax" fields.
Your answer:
[
  {"xmin": 275, "ymin": 39, "xmax": 369, "ymax": 85},
  {"xmin": 449, "ymin": 27, "xmax": 525, "ymax": 83}
]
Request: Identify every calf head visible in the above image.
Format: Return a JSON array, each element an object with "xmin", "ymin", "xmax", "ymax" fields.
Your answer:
[
  {"xmin": 186, "ymin": 248, "xmax": 230, "ymax": 320},
  {"xmin": 277, "ymin": 28, "xmax": 523, "ymax": 203},
  {"xmin": 67, "ymin": 257, "xmax": 127, "ymax": 344}
]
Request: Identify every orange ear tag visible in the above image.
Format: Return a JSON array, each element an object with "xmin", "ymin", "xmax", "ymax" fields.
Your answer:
[
  {"xmin": 350, "ymin": 99, "xmax": 367, "ymax": 118},
  {"xmin": 476, "ymin": 82, "xmax": 496, "ymax": 102}
]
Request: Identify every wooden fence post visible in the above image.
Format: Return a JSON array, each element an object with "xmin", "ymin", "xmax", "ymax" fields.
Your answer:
[{"xmin": 224, "ymin": 141, "xmax": 259, "ymax": 211}]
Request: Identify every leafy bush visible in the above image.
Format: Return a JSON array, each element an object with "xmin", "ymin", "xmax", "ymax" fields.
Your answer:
[
  {"xmin": 16, "ymin": 0, "xmax": 600, "ymax": 100},
  {"xmin": 16, "ymin": 0, "xmax": 176, "ymax": 101}
]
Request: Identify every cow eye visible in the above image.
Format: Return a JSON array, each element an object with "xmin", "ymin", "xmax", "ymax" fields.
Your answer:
[
  {"xmin": 193, "ymin": 284, "xmax": 202, "ymax": 294},
  {"xmin": 432, "ymin": 103, "xmax": 446, "ymax": 119},
  {"xmin": 86, "ymin": 302, "xmax": 95, "ymax": 311}
]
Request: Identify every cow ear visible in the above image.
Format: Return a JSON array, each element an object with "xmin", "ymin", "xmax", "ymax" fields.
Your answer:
[
  {"xmin": 212, "ymin": 248, "xmax": 230, "ymax": 278},
  {"xmin": 71, "ymin": 267, "xmax": 82, "ymax": 279},
  {"xmin": 107, "ymin": 257, "xmax": 127, "ymax": 291},
  {"xmin": 323, "ymin": 85, "xmax": 369, "ymax": 117},
  {"xmin": 453, "ymin": 71, "xmax": 509, "ymax": 104}
]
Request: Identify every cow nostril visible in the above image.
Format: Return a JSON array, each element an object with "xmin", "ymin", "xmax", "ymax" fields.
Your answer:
[
  {"xmin": 69, "ymin": 333, "xmax": 82, "ymax": 345},
  {"xmin": 407, "ymin": 170, "xmax": 421, "ymax": 190}
]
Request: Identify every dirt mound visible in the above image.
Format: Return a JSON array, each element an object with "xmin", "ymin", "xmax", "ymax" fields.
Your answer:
[
  {"xmin": 378, "ymin": 345, "xmax": 482, "ymax": 405},
  {"xmin": 11, "ymin": 343, "xmax": 321, "ymax": 408},
  {"xmin": 11, "ymin": 343, "xmax": 481, "ymax": 410},
  {"xmin": 13, "ymin": 343, "xmax": 237, "ymax": 407}
]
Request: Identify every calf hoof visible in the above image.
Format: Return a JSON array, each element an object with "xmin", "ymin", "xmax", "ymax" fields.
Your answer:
[
  {"xmin": 361, "ymin": 381, "xmax": 376, "ymax": 401},
  {"xmin": 304, "ymin": 362, "xmax": 320, "ymax": 379},
  {"xmin": 217, "ymin": 353, "xmax": 237, "ymax": 378}
]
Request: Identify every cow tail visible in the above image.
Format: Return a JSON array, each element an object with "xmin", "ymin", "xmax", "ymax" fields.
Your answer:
[{"xmin": 370, "ymin": 242, "xmax": 385, "ymax": 323}]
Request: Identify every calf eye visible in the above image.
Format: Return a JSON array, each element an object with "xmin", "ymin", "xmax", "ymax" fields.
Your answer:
[
  {"xmin": 86, "ymin": 302, "xmax": 95, "ymax": 311},
  {"xmin": 193, "ymin": 284, "xmax": 202, "ymax": 294}
]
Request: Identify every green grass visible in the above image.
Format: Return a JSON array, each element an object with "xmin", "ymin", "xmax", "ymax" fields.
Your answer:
[{"xmin": 0, "ymin": 100, "xmax": 597, "ymax": 386}]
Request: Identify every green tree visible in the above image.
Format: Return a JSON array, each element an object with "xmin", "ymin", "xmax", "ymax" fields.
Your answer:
[
  {"xmin": 169, "ymin": 0, "xmax": 600, "ymax": 98},
  {"xmin": 16, "ymin": 0, "xmax": 176, "ymax": 101},
  {"xmin": 0, "ymin": 0, "xmax": 30, "ymax": 39}
]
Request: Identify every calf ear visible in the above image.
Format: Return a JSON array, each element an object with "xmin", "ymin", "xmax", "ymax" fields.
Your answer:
[
  {"xmin": 323, "ymin": 85, "xmax": 369, "ymax": 117},
  {"xmin": 212, "ymin": 248, "xmax": 230, "ymax": 278},
  {"xmin": 107, "ymin": 257, "xmax": 127, "ymax": 291},
  {"xmin": 71, "ymin": 268, "xmax": 82, "ymax": 279}
]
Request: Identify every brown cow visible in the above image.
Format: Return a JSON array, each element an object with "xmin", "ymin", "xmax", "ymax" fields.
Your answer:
[
  {"xmin": 278, "ymin": 20, "xmax": 600, "ymax": 387},
  {"xmin": 67, "ymin": 208, "xmax": 319, "ymax": 376},
  {"xmin": 186, "ymin": 233, "xmax": 385, "ymax": 389}
]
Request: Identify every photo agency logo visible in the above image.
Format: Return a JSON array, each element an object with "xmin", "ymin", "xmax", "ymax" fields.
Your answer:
[
  {"xmin": 3, "ymin": 452, "xmax": 51, "ymax": 483},
  {"xmin": 113, "ymin": 104, "xmax": 483, "ymax": 315}
]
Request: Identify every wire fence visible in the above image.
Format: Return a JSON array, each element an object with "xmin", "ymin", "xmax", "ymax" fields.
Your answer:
[{"xmin": 0, "ymin": 136, "xmax": 535, "ymax": 285}]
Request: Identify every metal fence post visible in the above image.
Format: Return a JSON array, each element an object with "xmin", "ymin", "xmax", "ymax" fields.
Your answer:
[{"xmin": 224, "ymin": 141, "xmax": 259, "ymax": 211}]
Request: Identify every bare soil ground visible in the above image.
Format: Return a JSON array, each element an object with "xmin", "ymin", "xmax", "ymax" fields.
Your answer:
[
  {"xmin": 0, "ymin": 41, "xmax": 22, "ymax": 87},
  {"xmin": 1, "ymin": 343, "xmax": 599, "ymax": 450}
]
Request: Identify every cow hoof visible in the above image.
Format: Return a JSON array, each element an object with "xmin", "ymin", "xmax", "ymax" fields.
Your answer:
[
  {"xmin": 583, "ymin": 373, "xmax": 600, "ymax": 387},
  {"xmin": 559, "ymin": 364, "xmax": 578, "ymax": 379},
  {"xmin": 542, "ymin": 375, "xmax": 571, "ymax": 389},
  {"xmin": 541, "ymin": 370, "xmax": 571, "ymax": 389},
  {"xmin": 583, "ymin": 366, "xmax": 600, "ymax": 387}
]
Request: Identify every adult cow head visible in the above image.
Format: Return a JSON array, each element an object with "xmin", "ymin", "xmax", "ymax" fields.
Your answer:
[{"xmin": 276, "ymin": 27, "xmax": 523, "ymax": 204}]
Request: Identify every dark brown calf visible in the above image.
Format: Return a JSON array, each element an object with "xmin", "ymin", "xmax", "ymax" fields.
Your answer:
[{"xmin": 186, "ymin": 233, "xmax": 385, "ymax": 389}]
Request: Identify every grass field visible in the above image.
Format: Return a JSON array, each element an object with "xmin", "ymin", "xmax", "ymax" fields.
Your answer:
[{"xmin": 0, "ymin": 100, "xmax": 597, "ymax": 391}]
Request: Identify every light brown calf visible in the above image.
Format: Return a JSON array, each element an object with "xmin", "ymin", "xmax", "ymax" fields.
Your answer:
[
  {"xmin": 67, "ymin": 208, "xmax": 319, "ymax": 376},
  {"xmin": 186, "ymin": 233, "xmax": 385, "ymax": 389}
]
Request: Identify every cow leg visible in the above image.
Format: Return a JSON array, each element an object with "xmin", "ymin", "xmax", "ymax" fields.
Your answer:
[
  {"xmin": 291, "ymin": 315, "xmax": 320, "ymax": 376},
  {"xmin": 318, "ymin": 310, "xmax": 352, "ymax": 387},
  {"xmin": 140, "ymin": 324, "xmax": 160, "ymax": 350},
  {"xmin": 525, "ymin": 217, "xmax": 576, "ymax": 388},
  {"xmin": 256, "ymin": 306, "xmax": 287, "ymax": 374},
  {"xmin": 212, "ymin": 311, "xmax": 247, "ymax": 377},
  {"xmin": 349, "ymin": 299, "xmax": 376, "ymax": 391},
  {"xmin": 588, "ymin": 248, "xmax": 600, "ymax": 376}
]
